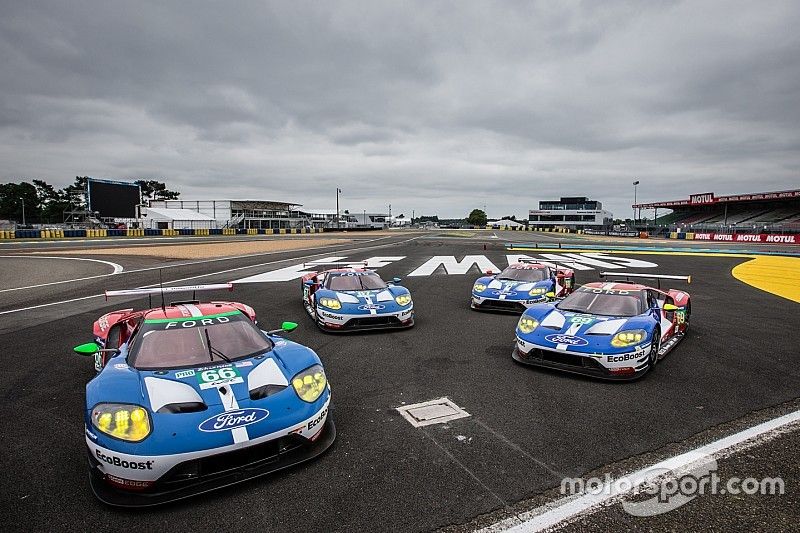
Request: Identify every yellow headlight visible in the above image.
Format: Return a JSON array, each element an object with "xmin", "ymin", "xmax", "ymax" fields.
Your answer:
[
  {"xmin": 92, "ymin": 403, "xmax": 151, "ymax": 442},
  {"xmin": 611, "ymin": 330, "xmax": 647, "ymax": 347},
  {"xmin": 292, "ymin": 364, "xmax": 327, "ymax": 403},
  {"xmin": 473, "ymin": 283, "xmax": 487, "ymax": 293},
  {"xmin": 529, "ymin": 287, "xmax": 546, "ymax": 296},
  {"xmin": 517, "ymin": 316, "xmax": 539, "ymax": 334},
  {"xmin": 319, "ymin": 297, "xmax": 341, "ymax": 310},
  {"xmin": 395, "ymin": 294, "xmax": 412, "ymax": 306}
]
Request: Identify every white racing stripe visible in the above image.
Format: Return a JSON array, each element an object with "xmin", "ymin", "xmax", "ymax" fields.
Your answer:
[
  {"xmin": 556, "ymin": 322, "xmax": 583, "ymax": 351},
  {"xmin": 486, "ymin": 408, "xmax": 800, "ymax": 533},
  {"xmin": 216, "ymin": 386, "xmax": 249, "ymax": 444}
]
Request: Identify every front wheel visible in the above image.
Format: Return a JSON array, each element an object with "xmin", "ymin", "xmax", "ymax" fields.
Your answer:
[{"xmin": 647, "ymin": 329, "xmax": 661, "ymax": 371}]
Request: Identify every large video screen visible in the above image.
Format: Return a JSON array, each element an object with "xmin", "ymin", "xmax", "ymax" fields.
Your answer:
[{"xmin": 88, "ymin": 179, "xmax": 140, "ymax": 218}]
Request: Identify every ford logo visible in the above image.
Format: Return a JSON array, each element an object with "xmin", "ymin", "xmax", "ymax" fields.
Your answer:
[
  {"xmin": 544, "ymin": 334, "xmax": 589, "ymax": 347},
  {"xmin": 358, "ymin": 304, "xmax": 385, "ymax": 310},
  {"xmin": 198, "ymin": 408, "xmax": 269, "ymax": 432}
]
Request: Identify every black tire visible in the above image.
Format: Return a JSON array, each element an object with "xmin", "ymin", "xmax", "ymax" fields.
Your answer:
[
  {"xmin": 684, "ymin": 301, "xmax": 692, "ymax": 326},
  {"xmin": 647, "ymin": 329, "xmax": 661, "ymax": 370}
]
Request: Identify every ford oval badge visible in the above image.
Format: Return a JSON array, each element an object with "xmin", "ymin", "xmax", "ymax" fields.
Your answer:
[
  {"xmin": 198, "ymin": 408, "xmax": 269, "ymax": 432},
  {"xmin": 544, "ymin": 334, "xmax": 589, "ymax": 347}
]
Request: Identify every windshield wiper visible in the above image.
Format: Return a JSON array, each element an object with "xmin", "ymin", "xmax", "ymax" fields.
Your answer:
[{"xmin": 204, "ymin": 328, "xmax": 231, "ymax": 363}]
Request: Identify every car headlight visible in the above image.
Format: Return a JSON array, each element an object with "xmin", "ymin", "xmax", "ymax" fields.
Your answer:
[
  {"xmin": 517, "ymin": 316, "xmax": 540, "ymax": 334},
  {"xmin": 529, "ymin": 287, "xmax": 547, "ymax": 296},
  {"xmin": 318, "ymin": 297, "xmax": 341, "ymax": 310},
  {"xmin": 473, "ymin": 283, "xmax": 487, "ymax": 293},
  {"xmin": 91, "ymin": 403, "xmax": 151, "ymax": 442},
  {"xmin": 611, "ymin": 329, "xmax": 647, "ymax": 347},
  {"xmin": 395, "ymin": 294, "xmax": 412, "ymax": 306},
  {"xmin": 292, "ymin": 365, "xmax": 327, "ymax": 403}
]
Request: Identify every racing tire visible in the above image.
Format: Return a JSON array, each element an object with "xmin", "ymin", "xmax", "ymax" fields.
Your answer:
[
  {"xmin": 647, "ymin": 329, "xmax": 661, "ymax": 371},
  {"xmin": 684, "ymin": 300, "xmax": 692, "ymax": 326}
]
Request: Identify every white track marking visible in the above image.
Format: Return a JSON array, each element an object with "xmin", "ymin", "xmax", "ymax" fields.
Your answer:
[
  {"xmin": 232, "ymin": 255, "xmax": 406, "ymax": 283},
  {"xmin": 0, "ymin": 293, "xmax": 106, "ymax": 315},
  {"xmin": 0, "ymin": 235, "xmax": 395, "ymax": 294},
  {"xmin": 408, "ymin": 255, "xmax": 501, "ymax": 276},
  {"xmin": 485, "ymin": 409, "xmax": 800, "ymax": 533},
  {"xmin": 0, "ymin": 236, "xmax": 423, "ymax": 316},
  {"xmin": 0, "ymin": 256, "xmax": 123, "ymax": 293}
]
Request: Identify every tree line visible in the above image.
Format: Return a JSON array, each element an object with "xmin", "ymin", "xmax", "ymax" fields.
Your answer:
[{"xmin": 0, "ymin": 177, "xmax": 180, "ymax": 224}]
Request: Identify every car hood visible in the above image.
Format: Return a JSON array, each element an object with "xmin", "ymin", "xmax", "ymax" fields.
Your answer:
[
  {"xmin": 474, "ymin": 276, "xmax": 551, "ymax": 297},
  {"xmin": 87, "ymin": 337, "xmax": 321, "ymax": 410},
  {"xmin": 520, "ymin": 305, "xmax": 651, "ymax": 338},
  {"xmin": 317, "ymin": 286, "xmax": 409, "ymax": 307}
]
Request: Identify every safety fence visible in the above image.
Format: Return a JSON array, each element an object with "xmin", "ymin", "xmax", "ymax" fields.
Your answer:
[{"xmin": 0, "ymin": 228, "xmax": 324, "ymax": 240}]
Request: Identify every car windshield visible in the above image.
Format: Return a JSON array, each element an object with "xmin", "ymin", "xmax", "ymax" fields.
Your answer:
[
  {"xmin": 497, "ymin": 266, "xmax": 548, "ymax": 282},
  {"xmin": 556, "ymin": 287, "xmax": 643, "ymax": 317},
  {"xmin": 327, "ymin": 272, "xmax": 387, "ymax": 291},
  {"xmin": 129, "ymin": 312, "xmax": 271, "ymax": 369}
]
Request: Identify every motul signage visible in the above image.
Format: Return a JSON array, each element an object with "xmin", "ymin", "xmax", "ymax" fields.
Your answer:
[
  {"xmin": 689, "ymin": 193, "xmax": 715, "ymax": 205},
  {"xmin": 692, "ymin": 233, "xmax": 800, "ymax": 244}
]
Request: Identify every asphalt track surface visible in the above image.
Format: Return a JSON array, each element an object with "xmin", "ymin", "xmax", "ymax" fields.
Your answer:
[{"xmin": 1, "ymin": 231, "xmax": 798, "ymax": 532}]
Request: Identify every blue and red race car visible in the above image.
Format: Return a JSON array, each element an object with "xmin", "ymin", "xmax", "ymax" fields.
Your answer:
[
  {"xmin": 74, "ymin": 284, "xmax": 334, "ymax": 506},
  {"xmin": 301, "ymin": 262, "xmax": 414, "ymax": 332},
  {"xmin": 471, "ymin": 260, "xmax": 575, "ymax": 313},
  {"xmin": 513, "ymin": 273, "xmax": 691, "ymax": 380}
]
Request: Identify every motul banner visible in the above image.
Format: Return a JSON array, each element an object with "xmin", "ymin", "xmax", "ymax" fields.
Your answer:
[{"xmin": 692, "ymin": 233, "xmax": 800, "ymax": 244}]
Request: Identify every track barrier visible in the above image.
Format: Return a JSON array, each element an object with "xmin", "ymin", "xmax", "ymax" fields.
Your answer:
[{"xmin": 0, "ymin": 227, "xmax": 324, "ymax": 240}]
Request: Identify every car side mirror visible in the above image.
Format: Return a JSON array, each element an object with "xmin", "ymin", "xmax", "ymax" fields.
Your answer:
[
  {"xmin": 546, "ymin": 292, "xmax": 556, "ymax": 298},
  {"xmin": 73, "ymin": 342, "xmax": 99, "ymax": 356},
  {"xmin": 392, "ymin": 277, "xmax": 402, "ymax": 283},
  {"xmin": 268, "ymin": 321, "xmax": 299, "ymax": 335},
  {"xmin": 485, "ymin": 270, "xmax": 494, "ymax": 275},
  {"xmin": 663, "ymin": 303, "xmax": 679, "ymax": 311},
  {"xmin": 303, "ymin": 280, "xmax": 314, "ymax": 286}
]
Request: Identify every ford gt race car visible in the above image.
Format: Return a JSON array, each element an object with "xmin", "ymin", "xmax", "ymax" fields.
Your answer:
[
  {"xmin": 73, "ymin": 284, "xmax": 334, "ymax": 506},
  {"xmin": 513, "ymin": 273, "xmax": 691, "ymax": 380},
  {"xmin": 471, "ymin": 260, "xmax": 575, "ymax": 313},
  {"xmin": 301, "ymin": 262, "xmax": 414, "ymax": 332}
]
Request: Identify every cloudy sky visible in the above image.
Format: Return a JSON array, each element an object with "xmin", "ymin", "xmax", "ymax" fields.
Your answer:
[{"xmin": 1, "ymin": 1, "xmax": 798, "ymax": 219}]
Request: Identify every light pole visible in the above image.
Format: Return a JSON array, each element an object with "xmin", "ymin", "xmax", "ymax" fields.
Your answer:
[
  {"xmin": 632, "ymin": 180, "xmax": 640, "ymax": 225},
  {"xmin": 20, "ymin": 197, "xmax": 26, "ymax": 226},
  {"xmin": 336, "ymin": 188, "xmax": 341, "ymax": 230}
]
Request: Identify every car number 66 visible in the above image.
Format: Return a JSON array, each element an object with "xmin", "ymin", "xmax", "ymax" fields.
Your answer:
[{"xmin": 201, "ymin": 367, "xmax": 237, "ymax": 382}]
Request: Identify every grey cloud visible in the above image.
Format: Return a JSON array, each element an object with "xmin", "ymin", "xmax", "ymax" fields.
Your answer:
[{"xmin": 1, "ymin": 1, "xmax": 799, "ymax": 218}]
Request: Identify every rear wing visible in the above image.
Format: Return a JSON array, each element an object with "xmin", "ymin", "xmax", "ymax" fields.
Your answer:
[
  {"xmin": 302, "ymin": 260, "xmax": 369, "ymax": 271},
  {"xmin": 599, "ymin": 272, "xmax": 691, "ymax": 289},
  {"xmin": 105, "ymin": 283, "xmax": 234, "ymax": 306}
]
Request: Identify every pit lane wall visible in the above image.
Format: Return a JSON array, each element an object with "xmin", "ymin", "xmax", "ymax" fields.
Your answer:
[
  {"xmin": 669, "ymin": 231, "xmax": 800, "ymax": 245},
  {"xmin": 0, "ymin": 228, "xmax": 324, "ymax": 240}
]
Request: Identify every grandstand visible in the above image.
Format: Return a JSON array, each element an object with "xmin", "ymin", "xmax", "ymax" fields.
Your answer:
[{"xmin": 636, "ymin": 189, "xmax": 800, "ymax": 233}]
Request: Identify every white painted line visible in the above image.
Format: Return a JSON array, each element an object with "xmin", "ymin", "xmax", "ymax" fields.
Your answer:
[
  {"xmin": 484, "ymin": 408, "xmax": 800, "ymax": 533},
  {"xmin": 0, "ymin": 256, "xmax": 123, "ymax": 293},
  {"xmin": 0, "ymin": 235, "xmax": 394, "ymax": 295},
  {"xmin": 0, "ymin": 235, "xmax": 423, "ymax": 316}
]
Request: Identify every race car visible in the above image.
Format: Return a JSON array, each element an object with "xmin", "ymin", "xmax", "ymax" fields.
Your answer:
[
  {"xmin": 301, "ymin": 261, "xmax": 414, "ymax": 332},
  {"xmin": 471, "ymin": 260, "xmax": 575, "ymax": 313},
  {"xmin": 72, "ymin": 284, "xmax": 334, "ymax": 506},
  {"xmin": 512, "ymin": 272, "xmax": 691, "ymax": 380}
]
